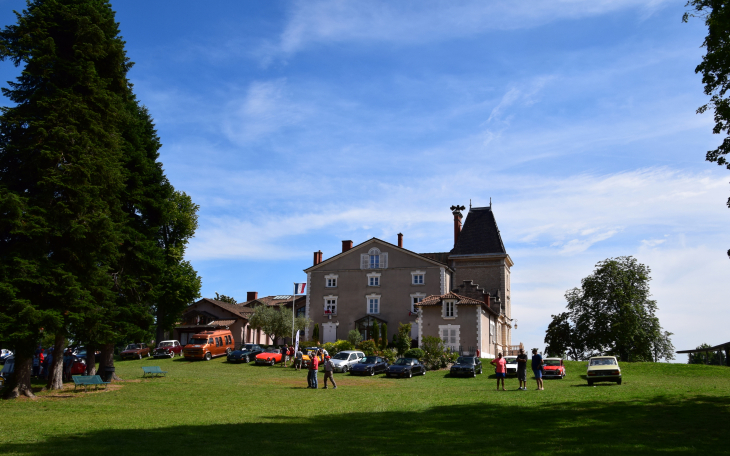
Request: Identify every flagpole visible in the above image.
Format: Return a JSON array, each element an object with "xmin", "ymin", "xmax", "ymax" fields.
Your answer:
[{"xmin": 292, "ymin": 283, "xmax": 296, "ymax": 344}]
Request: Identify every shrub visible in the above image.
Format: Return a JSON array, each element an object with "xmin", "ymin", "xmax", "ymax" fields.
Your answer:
[
  {"xmin": 323, "ymin": 339, "xmax": 353, "ymax": 356},
  {"xmin": 380, "ymin": 323, "xmax": 388, "ymax": 349},
  {"xmin": 347, "ymin": 330, "xmax": 363, "ymax": 347},
  {"xmin": 372, "ymin": 321, "xmax": 380, "ymax": 347},
  {"xmin": 312, "ymin": 324, "xmax": 320, "ymax": 343},
  {"xmin": 395, "ymin": 323, "xmax": 412, "ymax": 355},
  {"xmin": 379, "ymin": 348, "xmax": 398, "ymax": 363},
  {"xmin": 404, "ymin": 348, "xmax": 425, "ymax": 359},
  {"xmin": 358, "ymin": 339, "xmax": 379, "ymax": 356},
  {"xmin": 421, "ymin": 336, "xmax": 448, "ymax": 370}
]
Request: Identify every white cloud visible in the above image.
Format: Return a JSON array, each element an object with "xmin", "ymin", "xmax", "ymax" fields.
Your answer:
[{"xmin": 272, "ymin": 0, "xmax": 673, "ymax": 57}]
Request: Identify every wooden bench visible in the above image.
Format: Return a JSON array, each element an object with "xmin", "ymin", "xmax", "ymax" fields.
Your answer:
[
  {"xmin": 142, "ymin": 366, "xmax": 167, "ymax": 378},
  {"xmin": 72, "ymin": 375, "xmax": 110, "ymax": 391}
]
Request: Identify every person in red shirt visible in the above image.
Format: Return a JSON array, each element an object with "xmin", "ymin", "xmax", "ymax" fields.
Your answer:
[
  {"xmin": 308, "ymin": 350, "xmax": 320, "ymax": 389},
  {"xmin": 490, "ymin": 353, "xmax": 507, "ymax": 391}
]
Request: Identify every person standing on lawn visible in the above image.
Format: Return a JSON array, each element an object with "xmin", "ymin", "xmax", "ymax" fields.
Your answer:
[
  {"xmin": 490, "ymin": 353, "xmax": 507, "ymax": 391},
  {"xmin": 516, "ymin": 348, "xmax": 528, "ymax": 390},
  {"xmin": 532, "ymin": 348, "xmax": 544, "ymax": 390},
  {"xmin": 323, "ymin": 355, "xmax": 337, "ymax": 389},
  {"xmin": 309, "ymin": 350, "xmax": 320, "ymax": 389},
  {"xmin": 282, "ymin": 344, "xmax": 289, "ymax": 367},
  {"xmin": 294, "ymin": 347, "xmax": 303, "ymax": 371}
]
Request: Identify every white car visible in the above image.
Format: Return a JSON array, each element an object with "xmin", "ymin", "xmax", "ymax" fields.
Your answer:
[
  {"xmin": 0, "ymin": 349, "xmax": 13, "ymax": 364},
  {"xmin": 504, "ymin": 356, "xmax": 518, "ymax": 376},
  {"xmin": 329, "ymin": 350, "xmax": 366, "ymax": 373}
]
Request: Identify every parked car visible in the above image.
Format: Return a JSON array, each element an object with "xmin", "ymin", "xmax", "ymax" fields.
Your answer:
[
  {"xmin": 542, "ymin": 358, "xmax": 566, "ymax": 379},
  {"xmin": 0, "ymin": 356, "xmax": 14, "ymax": 386},
  {"xmin": 255, "ymin": 348, "xmax": 282, "ymax": 366},
  {"xmin": 0, "ymin": 349, "xmax": 12, "ymax": 364},
  {"xmin": 71, "ymin": 356, "xmax": 87, "ymax": 375},
  {"xmin": 385, "ymin": 358, "xmax": 426, "ymax": 378},
  {"xmin": 183, "ymin": 330, "xmax": 235, "ymax": 361},
  {"xmin": 450, "ymin": 356, "xmax": 483, "ymax": 377},
  {"xmin": 301, "ymin": 347, "xmax": 324, "ymax": 369},
  {"xmin": 153, "ymin": 340, "xmax": 183, "ymax": 359},
  {"xmin": 587, "ymin": 356, "xmax": 622, "ymax": 385},
  {"xmin": 227, "ymin": 344, "xmax": 263, "ymax": 363},
  {"xmin": 74, "ymin": 347, "xmax": 100, "ymax": 363},
  {"xmin": 504, "ymin": 356, "xmax": 518, "ymax": 376},
  {"xmin": 120, "ymin": 343, "xmax": 151, "ymax": 360},
  {"xmin": 329, "ymin": 350, "xmax": 366, "ymax": 373},
  {"xmin": 350, "ymin": 356, "xmax": 389, "ymax": 376}
]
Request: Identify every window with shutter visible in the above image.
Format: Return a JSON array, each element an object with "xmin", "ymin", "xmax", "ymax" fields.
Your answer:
[
  {"xmin": 381, "ymin": 252, "xmax": 388, "ymax": 269},
  {"xmin": 361, "ymin": 254, "xmax": 369, "ymax": 269}
]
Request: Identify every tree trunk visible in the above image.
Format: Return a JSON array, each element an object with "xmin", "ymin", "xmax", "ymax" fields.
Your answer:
[
  {"xmin": 156, "ymin": 306, "xmax": 165, "ymax": 346},
  {"xmin": 3, "ymin": 354, "xmax": 35, "ymax": 399},
  {"xmin": 98, "ymin": 342, "xmax": 121, "ymax": 381},
  {"xmin": 46, "ymin": 333, "xmax": 65, "ymax": 390},
  {"xmin": 85, "ymin": 344, "xmax": 96, "ymax": 376}
]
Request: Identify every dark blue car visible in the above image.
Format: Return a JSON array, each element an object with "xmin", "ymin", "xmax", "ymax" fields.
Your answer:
[
  {"xmin": 349, "ymin": 356, "xmax": 389, "ymax": 376},
  {"xmin": 227, "ymin": 344, "xmax": 264, "ymax": 363}
]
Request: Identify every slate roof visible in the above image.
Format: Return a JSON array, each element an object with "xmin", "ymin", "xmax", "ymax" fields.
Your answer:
[
  {"xmin": 419, "ymin": 252, "xmax": 450, "ymax": 265},
  {"xmin": 415, "ymin": 292, "xmax": 486, "ymax": 307},
  {"xmin": 241, "ymin": 295, "xmax": 306, "ymax": 308},
  {"xmin": 451, "ymin": 206, "xmax": 506, "ymax": 255}
]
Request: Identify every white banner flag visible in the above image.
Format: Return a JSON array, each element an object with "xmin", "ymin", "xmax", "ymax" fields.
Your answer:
[{"xmin": 295, "ymin": 330, "xmax": 300, "ymax": 354}]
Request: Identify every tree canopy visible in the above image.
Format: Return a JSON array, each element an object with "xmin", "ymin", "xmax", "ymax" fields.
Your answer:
[
  {"xmin": 684, "ymin": 1, "xmax": 730, "ymax": 258},
  {"xmin": 544, "ymin": 257, "xmax": 674, "ymax": 362}
]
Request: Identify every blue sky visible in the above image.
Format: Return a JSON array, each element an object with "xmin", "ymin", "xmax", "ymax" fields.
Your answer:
[{"xmin": 1, "ymin": 0, "xmax": 728, "ymax": 359}]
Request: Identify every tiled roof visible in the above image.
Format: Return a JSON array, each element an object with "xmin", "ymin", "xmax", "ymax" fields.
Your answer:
[
  {"xmin": 197, "ymin": 298, "xmax": 251, "ymax": 318},
  {"xmin": 451, "ymin": 206, "xmax": 506, "ymax": 255},
  {"xmin": 415, "ymin": 292, "xmax": 485, "ymax": 306},
  {"xmin": 208, "ymin": 319, "xmax": 236, "ymax": 327},
  {"xmin": 419, "ymin": 252, "xmax": 450, "ymax": 265},
  {"xmin": 241, "ymin": 295, "xmax": 306, "ymax": 308}
]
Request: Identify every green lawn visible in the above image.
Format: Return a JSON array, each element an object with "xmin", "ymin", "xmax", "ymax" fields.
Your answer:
[{"xmin": 1, "ymin": 357, "xmax": 728, "ymax": 455}]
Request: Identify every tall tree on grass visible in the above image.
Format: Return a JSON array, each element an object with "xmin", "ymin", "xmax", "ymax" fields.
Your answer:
[
  {"xmin": 684, "ymin": 2, "xmax": 730, "ymax": 258},
  {"xmin": 554, "ymin": 257, "xmax": 673, "ymax": 362},
  {"xmin": 0, "ymin": 0, "xmax": 133, "ymax": 397}
]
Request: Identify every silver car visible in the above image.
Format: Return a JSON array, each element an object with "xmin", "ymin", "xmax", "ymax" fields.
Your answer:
[{"xmin": 329, "ymin": 350, "xmax": 366, "ymax": 373}]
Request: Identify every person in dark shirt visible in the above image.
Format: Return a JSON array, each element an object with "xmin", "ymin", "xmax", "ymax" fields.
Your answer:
[
  {"xmin": 531, "ymin": 348, "xmax": 544, "ymax": 390},
  {"xmin": 516, "ymin": 348, "xmax": 528, "ymax": 391}
]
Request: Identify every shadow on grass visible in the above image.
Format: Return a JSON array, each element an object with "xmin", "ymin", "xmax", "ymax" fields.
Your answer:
[{"xmin": 2, "ymin": 395, "xmax": 728, "ymax": 455}]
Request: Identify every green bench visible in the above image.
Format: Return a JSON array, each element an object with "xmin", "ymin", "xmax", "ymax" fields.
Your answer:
[
  {"xmin": 142, "ymin": 366, "xmax": 167, "ymax": 378},
  {"xmin": 72, "ymin": 375, "xmax": 110, "ymax": 391}
]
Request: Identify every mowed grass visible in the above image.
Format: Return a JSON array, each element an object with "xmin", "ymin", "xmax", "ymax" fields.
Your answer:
[{"xmin": 1, "ymin": 356, "xmax": 729, "ymax": 456}]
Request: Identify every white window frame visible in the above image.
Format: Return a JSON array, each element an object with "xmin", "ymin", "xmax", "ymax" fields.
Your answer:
[
  {"xmin": 366, "ymin": 294, "xmax": 381, "ymax": 315},
  {"xmin": 361, "ymin": 248, "xmax": 388, "ymax": 269},
  {"xmin": 439, "ymin": 324, "xmax": 460, "ymax": 351},
  {"xmin": 442, "ymin": 299, "xmax": 457, "ymax": 319},
  {"xmin": 324, "ymin": 295, "xmax": 338, "ymax": 315},
  {"xmin": 367, "ymin": 272, "xmax": 381, "ymax": 287},
  {"xmin": 411, "ymin": 270, "xmax": 425, "ymax": 285},
  {"xmin": 325, "ymin": 274, "xmax": 338, "ymax": 288},
  {"xmin": 410, "ymin": 293, "xmax": 426, "ymax": 313}
]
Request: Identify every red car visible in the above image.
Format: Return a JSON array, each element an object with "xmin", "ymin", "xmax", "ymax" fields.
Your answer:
[
  {"xmin": 153, "ymin": 340, "xmax": 183, "ymax": 358},
  {"xmin": 255, "ymin": 348, "xmax": 282, "ymax": 366},
  {"xmin": 542, "ymin": 358, "xmax": 566, "ymax": 379}
]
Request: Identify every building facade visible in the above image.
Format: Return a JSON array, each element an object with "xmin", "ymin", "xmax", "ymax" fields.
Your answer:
[{"xmin": 304, "ymin": 204, "xmax": 515, "ymax": 355}]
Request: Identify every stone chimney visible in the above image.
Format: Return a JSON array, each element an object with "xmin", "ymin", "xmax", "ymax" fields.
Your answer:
[
  {"xmin": 342, "ymin": 240, "xmax": 353, "ymax": 253},
  {"xmin": 450, "ymin": 205, "xmax": 465, "ymax": 247},
  {"xmin": 247, "ymin": 291, "xmax": 258, "ymax": 302},
  {"xmin": 397, "ymin": 233, "xmax": 403, "ymax": 248},
  {"xmin": 313, "ymin": 250, "xmax": 323, "ymax": 266}
]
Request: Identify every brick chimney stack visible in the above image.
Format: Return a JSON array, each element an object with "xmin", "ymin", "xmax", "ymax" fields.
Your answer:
[
  {"xmin": 342, "ymin": 240, "xmax": 353, "ymax": 253},
  {"xmin": 450, "ymin": 205, "xmax": 465, "ymax": 247},
  {"xmin": 247, "ymin": 291, "xmax": 258, "ymax": 302},
  {"xmin": 313, "ymin": 250, "xmax": 323, "ymax": 266},
  {"xmin": 397, "ymin": 233, "xmax": 403, "ymax": 248}
]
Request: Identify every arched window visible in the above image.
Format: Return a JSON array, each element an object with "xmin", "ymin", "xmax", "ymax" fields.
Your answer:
[
  {"xmin": 361, "ymin": 247, "xmax": 388, "ymax": 269},
  {"xmin": 368, "ymin": 248, "xmax": 380, "ymax": 269}
]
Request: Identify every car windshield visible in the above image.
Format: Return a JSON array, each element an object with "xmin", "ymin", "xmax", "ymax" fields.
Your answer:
[
  {"xmin": 125, "ymin": 344, "xmax": 138, "ymax": 350},
  {"xmin": 244, "ymin": 344, "xmax": 256, "ymax": 350},
  {"xmin": 505, "ymin": 357, "xmax": 517, "ymax": 364},
  {"xmin": 393, "ymin": 358, "xmax": 412, "ymax": 366},
  {"xmin": 457, "ymin": 357, "xmax": 475, "ymax": 364},
  {"xmin": 189, "ymin": 338, "xmax": 207, "ymax": 345},
  {"xmin": 159, "ymin": 342, "xmax": 173, "ymax": 347},
  {"xmin": 264, "ymin": 348, "xmax": 279, "ymax": 353},
  {"xmin": 590, "ymin": 358, "xmax": 617, "ymax": 366},
  {"xmin": 360, "ymin": 356, "xmax": 378, "ymax": 364},
  {"xmin": 544, "ymin": 360, "xmax": 561, "ymax": 366},
  {"xmin": 333, "ymin": 353, "xmax": 350, "ymax": 360}
]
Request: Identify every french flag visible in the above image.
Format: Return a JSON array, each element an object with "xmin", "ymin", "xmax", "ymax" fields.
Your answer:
[{"xmin": 294, "ymin": 283, "xmax": 306, "ymax": 295}]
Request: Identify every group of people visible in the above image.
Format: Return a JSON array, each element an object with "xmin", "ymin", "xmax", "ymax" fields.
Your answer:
[
  {"xmin": 305, "ymin": 348, "xmax": 337, "ymax": 389},
  {"xmin": 490, "ymin": 348, "xmax": 545, "ymax": 391}
]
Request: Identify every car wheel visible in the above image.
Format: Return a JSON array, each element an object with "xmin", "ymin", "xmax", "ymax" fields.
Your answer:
[
  {"xmin": 407, "ymin": 370, "xmax": 412, "ymax": 379},
  {"xmin": 205, "ymin": 352, "xmax": 212, "ymax": 361},
  {"xmin": 245, "ymin": 356, "xmax": 249, "ymax": 363},
  {"xmin": 588, "ymin": 380, "xmax": 593, "ymax": 386},
  {"xmin": 342, "ymin": 365, "xmax": 348, "ymax": 373},
  {"xmin": 270, "ymin": 359, "xmax": 275, "ymax": 366},
  {"xmin": 472, "ymin": 370, "xmax": 476, "ymax": 378},
  {"xmin": 478, "ymin": 368, "xmax": 483, "ymax": 375},
  {"xmin": 138, "ymin": 353, "xmax": 142, "ymax": 360},
  {"xmin": 147, "ymin": 352, "xmax": 151, "ymax": 357},
  {"xmin": 617, "ymin": 378, "xmax": 622, "ymax": 385},
  {"xmin": 170, "ymin": 352, "xmax": 174, "ymax": 359},
  {"xmin": 226, "ymin": 348, "xmax": 231, "ymax": 355}
]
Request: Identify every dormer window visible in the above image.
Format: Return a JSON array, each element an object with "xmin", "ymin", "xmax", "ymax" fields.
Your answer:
[
  {"xmin": 443, "ymin": 300, "xmax": 457, "ymax": 319},
  {"xmin": 361, "ymin": 248, "xmax": 388, "ymax": 269}
]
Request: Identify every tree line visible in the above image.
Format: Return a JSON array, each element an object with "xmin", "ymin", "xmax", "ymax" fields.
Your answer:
[{"xmin": 0, "ymin": 0, "xmax": 201, "ymax": 398}]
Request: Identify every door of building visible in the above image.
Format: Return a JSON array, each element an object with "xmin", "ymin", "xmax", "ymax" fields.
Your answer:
[{"xmin": 322, "ymin": 322, "xmax": 337, "ymax": 343}]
